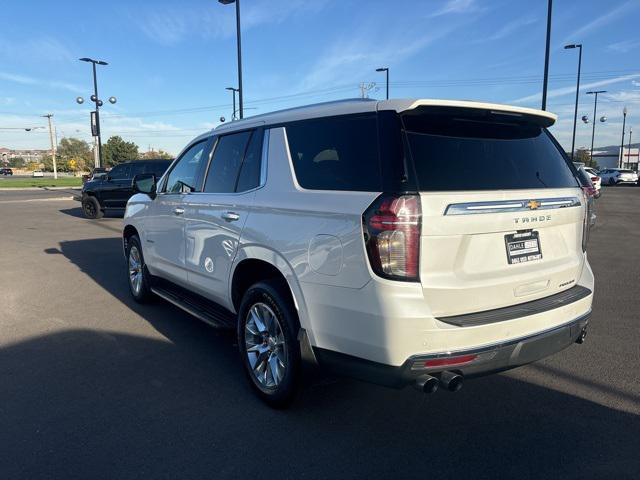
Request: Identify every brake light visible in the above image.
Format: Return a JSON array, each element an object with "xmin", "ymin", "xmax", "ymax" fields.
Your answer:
[
  {"xmin": 363, "ymin": 194, "xmax": 421, "ymax": 281},
  {"xmin": 581, "ymin": 188, "xmax": 595, "ymax": 252},
  {"xmin": 590, "ymin": 176, "xmax": 599, "ymax": 182}
]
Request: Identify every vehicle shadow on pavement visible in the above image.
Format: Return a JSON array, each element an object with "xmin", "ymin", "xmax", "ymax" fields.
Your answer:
[
  {"xmin": 21, "ymin": 237, "xmax": 639, "ymax": 479},
  {"xmin": 59, "ymin": 206, "xmax": 124, "ymax": 219}
]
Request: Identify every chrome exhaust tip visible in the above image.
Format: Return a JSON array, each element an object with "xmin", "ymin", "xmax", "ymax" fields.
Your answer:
[
  {"xmin": 439, "ymin": 371, "xmax": 464, "ymax": 392},
  {"xmin": 414, "ymin": 375, "xmax": 439, "ymax": 394},
  {"xmin": 576, "ymin": 327, "xmax": 588, "ymax": 344}
]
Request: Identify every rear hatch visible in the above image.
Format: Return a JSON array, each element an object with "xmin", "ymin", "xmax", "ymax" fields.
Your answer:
[{"xmin": 401, "ymin": 105, "xmax": 585, "ymax": 317}]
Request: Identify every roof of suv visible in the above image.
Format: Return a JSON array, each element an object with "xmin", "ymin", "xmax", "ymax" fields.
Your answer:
[{"xmin": 213, "ymin": 98, "xmax": 558, "ymax": 134}]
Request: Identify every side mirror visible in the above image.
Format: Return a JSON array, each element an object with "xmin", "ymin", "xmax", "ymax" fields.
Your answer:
[{"xmin": 132, "ymin": 173, "xmax": 157, "ymax": 198}]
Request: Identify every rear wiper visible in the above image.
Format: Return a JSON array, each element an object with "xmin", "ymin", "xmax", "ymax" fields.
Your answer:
[{"xmin": 535, "ymin": 171, "xmax": 548, "ymax": 188}]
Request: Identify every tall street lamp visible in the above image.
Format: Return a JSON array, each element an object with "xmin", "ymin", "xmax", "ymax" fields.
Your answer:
[
  {"xmin": 619, "ymin": 106, "xmax": 627, "ymax": 168},
  {"xmin": 586, "ymin": 90, "xmax": 606, "ymax": 164},
  {"xmin": 564, "ymin": 43, "xmax": 582, "ymax": 160},
  {"xmin": 77, "ymin": 58, "xmax": 116, "ymax": 168},
  {"xmin": 219, "ymin": 0, "xmax": 244, "ymax": 119},
  {"xmin": 541, "ymin": 0, "xmax": 553, "ymax": 110},
  {"xmin": 627, "ymin": 127, "xmax": 633, "ymax": 169},
  {"xmin": 226, "ymin": 87, "xmax": 239, "ymax": 120},
  {"xmin": 376, "ymin": 67, "xmax": 389, "ymax": 100}
]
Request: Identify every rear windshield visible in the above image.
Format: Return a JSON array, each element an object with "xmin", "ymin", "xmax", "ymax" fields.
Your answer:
[{"xmin": 401, "ymin": 108, "xmax": 578, "ymax": 191}]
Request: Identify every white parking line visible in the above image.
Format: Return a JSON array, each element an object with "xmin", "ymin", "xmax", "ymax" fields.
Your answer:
[{"xmin": 0, "ymin": 196, "xmax": 75, "ymax": 204}]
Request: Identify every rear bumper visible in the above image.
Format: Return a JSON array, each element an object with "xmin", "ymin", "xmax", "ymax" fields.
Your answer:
[{"xmin": 314, "ymin": 310, "xmax": 590, "ymax": 388}]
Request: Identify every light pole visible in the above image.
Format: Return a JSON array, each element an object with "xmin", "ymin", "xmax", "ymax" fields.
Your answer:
[
  {"xmin": 78, "ymin": 58, "xmax": 116, "ymax": 168},
  {"xmin": 564, "ymin": 44, "xmax": 582, "ymax": 160},
  {"xmin": 541, "ymin": 0, "xmax": 553, "ymax": 110},
  {"xmin": 587, "ymin": 90, "xmax": 606, "ymax": 164},
  {"xmin": 376, "ymin": 67, "xmax": 389, "ymax": 100},
  {"xmin": 619, "ymin": 106, "xmax": 627, "ymax": 168},
  {"xmin": 627, "ymin": 127, "xmax": 633, "ymax": 169},
  {"xmin": 219, "ymin": 0, "xmax": 244, "ymax": 119},
  {"xmin": 226, "ymin": 87, "xmax": 239, "ymax": 120}
]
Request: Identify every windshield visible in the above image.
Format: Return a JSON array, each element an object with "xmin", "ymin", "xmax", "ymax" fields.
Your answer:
[{"xmin": 401, "ymin": 108, "xmax": 578, "ymax": 191}]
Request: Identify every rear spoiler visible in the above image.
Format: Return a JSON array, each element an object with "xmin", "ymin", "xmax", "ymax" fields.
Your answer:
[{"xmin": 378, "ymin": 99, "xmax": 557, "ymax": 128}]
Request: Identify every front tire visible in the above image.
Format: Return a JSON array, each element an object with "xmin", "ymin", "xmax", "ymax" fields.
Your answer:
[
  {"xmin": 237, "ymin": 280, "xmax": 301, "ymax": 408},
  {"xmin": 126, "ymin": 235, "xmax": 152, "ymax": 303},
  {"xmin": 82, "ymin": 196, "xmax": 103, "ymax": 219}
]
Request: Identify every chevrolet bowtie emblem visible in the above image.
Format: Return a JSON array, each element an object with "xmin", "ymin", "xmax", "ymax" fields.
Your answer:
[{"xmin": 526, "ymin": 200, "xmax": 541, "ymax": 210}]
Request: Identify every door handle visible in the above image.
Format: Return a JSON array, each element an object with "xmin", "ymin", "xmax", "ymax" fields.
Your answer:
[
  {"xmin": 173, "ymin": 207, "xmax": 185, "ymax": 215},
  {"xmin": 221, "ymin": 211, "xmax": 240, "ymax": 222}
]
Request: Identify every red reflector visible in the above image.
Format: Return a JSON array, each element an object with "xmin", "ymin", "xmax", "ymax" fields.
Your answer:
[{"xmin": 424, "ymin": 354, "xmax": 477, "ymax": 368}]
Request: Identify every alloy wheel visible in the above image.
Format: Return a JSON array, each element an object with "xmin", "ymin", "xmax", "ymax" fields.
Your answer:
[{"xmin": 244, "ymin": 302, "xmax": 287, "ymax": 389}]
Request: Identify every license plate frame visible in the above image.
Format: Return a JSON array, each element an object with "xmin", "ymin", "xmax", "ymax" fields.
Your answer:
[{"xmin": 505, "ymin": 230, "xmax": 542, "ymax": 265}]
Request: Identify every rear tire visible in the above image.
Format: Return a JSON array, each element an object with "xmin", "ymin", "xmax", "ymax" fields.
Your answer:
[
  {"xmin": 82, "ymin": 196, "xmax": 103, "ymax": 219},
  {"xmin": 237, "ymin": 280, "xmax": 301, "ymax": 408},
  {"xmin": 126, "ymin": 235, "xmax": 153, "ymax": 303}
]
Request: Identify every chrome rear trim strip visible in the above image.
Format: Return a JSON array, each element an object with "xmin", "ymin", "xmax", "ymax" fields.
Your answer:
[{"xmin": 444, "ymin": 196, "xmax": 581, "ymax": 215}]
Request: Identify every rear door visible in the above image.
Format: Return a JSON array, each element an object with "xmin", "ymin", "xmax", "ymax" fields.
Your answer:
[
  {"xmin": 183, "ymin": 129, "xmax": 264, "ymax": 307},
  {"xmin": 400, "ymin": 106, "xmax": 585, "ymax": 317}
]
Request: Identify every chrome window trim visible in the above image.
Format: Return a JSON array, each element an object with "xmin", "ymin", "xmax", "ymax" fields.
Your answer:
[{"xmin": 444, "ymin": 196, "xmax": 581, "ymax": 215}]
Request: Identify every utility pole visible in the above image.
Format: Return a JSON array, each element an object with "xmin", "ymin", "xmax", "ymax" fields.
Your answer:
[
  {"xmin": 541, "ymin": 0, "xmax": 553, "ymax": 110},
  {"xmin": 627, "ymin": 128, "xmax": 633, "ymax": 169},
  {"xmin": 587, "ymin": 90, "xmax": 606, "ymax": 164},
  {"xmin": 359, "ymin": 82, "xmax": 376, "ymax": 99},
  {"xmin": 42, "ymin": 114, "xmax": 57, "ymax": 180},
  {"xmin": 619, "ymin": 107, "xmax": 627, "ymax": 168}
]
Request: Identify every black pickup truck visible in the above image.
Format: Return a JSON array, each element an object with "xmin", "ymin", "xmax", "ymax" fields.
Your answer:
[{"xmin": 80, "ymin": 159, "xmax": 172, "ymax": 219}]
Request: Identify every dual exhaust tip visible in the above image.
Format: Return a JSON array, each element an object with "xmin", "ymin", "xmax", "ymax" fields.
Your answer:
[{"xmin": 414, "ymin": 371, "xmax": 463, "ymax": 394}]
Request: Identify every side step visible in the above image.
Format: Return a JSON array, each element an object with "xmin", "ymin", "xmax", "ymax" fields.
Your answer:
[{"xmin": 150, "ymin": 278, "xmax": 236, "ymax": 329}]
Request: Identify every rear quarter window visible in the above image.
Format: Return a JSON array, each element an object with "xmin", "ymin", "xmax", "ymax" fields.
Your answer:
[{"xmin": 285, "ymin": 114, "xmax": 382, "ymax": 191}]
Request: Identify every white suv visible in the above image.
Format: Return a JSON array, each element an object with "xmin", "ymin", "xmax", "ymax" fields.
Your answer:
[{"xmin": 123, "ymin": 99, "xmax": 594, "ymax": 406}]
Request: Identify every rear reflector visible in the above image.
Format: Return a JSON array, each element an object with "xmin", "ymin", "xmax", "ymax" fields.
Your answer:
[{"xmin": 423, "ymin": 354, "xmax": 477, "ymax": 368}]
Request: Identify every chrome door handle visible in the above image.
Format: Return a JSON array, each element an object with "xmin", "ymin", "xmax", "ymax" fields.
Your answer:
[
  {"xmin": 173, "ymin": 207, "xmax": 185, "ymax": 215},
  {"xmin": 221, "ymin": 211, "xmax": 240, "ymax": 222}
]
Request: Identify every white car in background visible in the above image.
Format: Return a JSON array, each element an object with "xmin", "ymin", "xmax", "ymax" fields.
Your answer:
[
  {"xmin": 599, "ymin": 168, "xmax": 638, "ymax": 186},
  {"xmin": 583, "ymin": 167, "xmax": 601, "ymax": 197},
  {"xmin": 32, "ymin": 170, "xmax": 44, "ymax": 178}
]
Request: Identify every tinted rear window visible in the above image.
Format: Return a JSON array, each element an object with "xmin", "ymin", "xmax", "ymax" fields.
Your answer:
[
  {"xmin": 402, "ymin": 109, "xmax": 578, "ymax": 191},
  {"xmin": 285, "ymin": 114, "xmax": 381, "ymax": 191}
]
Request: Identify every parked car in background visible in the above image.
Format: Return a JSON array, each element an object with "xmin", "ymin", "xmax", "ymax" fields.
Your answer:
[
  {"xmin": 0, "ymin": 168, "xmax": 13, "ymax": 176},
  {"xmin": 583, "ymin": 167, "xmax": 601, "ymax": 196},
  {"xmin": 123, "ymin": 99, "xmax": 593, "ymax": 407},
  {"xmin": 575, "ymin": 164, "xmax": 601, "ymax": 198},
  {"xmin": 599, "ymin": 168, "xmax": 638, "ymax": 185},
  {"xmin": 81, "ymin": 159, "xmax": 172, "ymax": 219},
  {"xmin": 32, "ymin": 170, "xmax": 44, "ymax": 178}
]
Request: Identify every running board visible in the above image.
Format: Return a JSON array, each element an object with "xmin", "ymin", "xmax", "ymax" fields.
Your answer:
[{"xmin": 150, "ymin": 280, "xmax": 236, "ymax": 329}]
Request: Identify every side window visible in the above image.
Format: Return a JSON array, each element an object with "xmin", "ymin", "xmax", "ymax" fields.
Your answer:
[
  {"xmin": 236, "ymin": 130, "xmax": 263, "ymax": 192},
  {"xmin": 285, "ymin": 114, "xmax": 381, "ymax": 191},
  {"xmin": 204, "ymin": 131, "xmax": 251, "ymax": 193},
  {"xmin": 108, "ymin": 163, "xmax": 131, "ymax": 180},
  {"xmin": 164, "ymin": 140, "xmax": 209, "ymax": 193},
  {"xmin": 130, "ymin": 162, "xmax": 146, "ymax": 178}
]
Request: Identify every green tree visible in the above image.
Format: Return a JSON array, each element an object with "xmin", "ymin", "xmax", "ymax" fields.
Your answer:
[
  {"xmin": 103, "ymin": 136, "xmax": 139, "ymax": 167},
  {"xmin": 575, "ymin": 148, "xmax": 597, "ymax": 168},
  {"xmin": 58, "ymin": 137, "xmax": 92, "ymax": 171},
  {"xmin": 140, "ymin": 149, "xmax": 173, "ymax": 160},
  {"xmin": 8, "ymin": 157, "xmax": 25, "ymax": 168}
]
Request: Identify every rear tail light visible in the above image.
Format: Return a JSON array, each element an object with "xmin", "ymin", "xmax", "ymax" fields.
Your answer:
[
  {"xmin": 591, "ymin": 176, "xmax": 599, "ymax": 182},
  {"xmin": 581, "ymin": 187, "xmax": 595, "ymax": 252},
  {"xmin": 363, "ymin": 193, "xmax": 421, "ymax": 281}
]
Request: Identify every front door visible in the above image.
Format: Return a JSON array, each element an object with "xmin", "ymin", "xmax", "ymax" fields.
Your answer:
[
  {"xmin": 143, "ymin": 138, "xmax": 212, "ymax": 285},
  {"xmin": 101, "ymin": 163, "xmax": 132, "ymax": 209},
  {"xmin": 184, "ymin": 129, "xmax": 264, "ymax": 308}
]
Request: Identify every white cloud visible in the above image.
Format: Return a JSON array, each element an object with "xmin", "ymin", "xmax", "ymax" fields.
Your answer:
[
  {"xmin": 428, "ymin": 0, "xmax": 479, "ymax": 18},
  {"xmin": 138, "ymin": 0, "xmax": 330, "ymax": 45},
  {"xmin": 511, "ymin": 73, "xmax": 640, "ymax": 104},
  {"xmin": 0, "ymin": 71, "xmax": 83, "ymax": 94},
  {"xmin": 483, "ymin": 16, "xmax": 537, "ymax": 42},
  {"xmin": 0, "ymin": 36, "xmax": 74, "ymax": 63},
  {"xmin": 607, "ymin": 39, "xmax": 640, "ymax": 53},
  {"xmin": 562, "ymin": 1, "xmax": 639, "ymax": 44}
]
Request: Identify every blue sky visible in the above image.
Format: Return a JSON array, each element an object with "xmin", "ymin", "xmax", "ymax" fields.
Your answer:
[{"xmin": 1, "ymin": 0, "xmax": 639, "ymax": 154}]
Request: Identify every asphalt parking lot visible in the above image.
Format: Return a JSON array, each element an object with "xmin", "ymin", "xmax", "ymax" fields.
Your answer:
[{"xmin": 1, "ymin": 187, "xmax": 639, "ymax": 479}]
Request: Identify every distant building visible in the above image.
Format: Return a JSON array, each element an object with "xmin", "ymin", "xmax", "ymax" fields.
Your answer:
[
  {"xmin": 0, "ymin": 147, "xmax": 48, "ymax": 165},
  {"xmin": 591, "ymin": 150, "xmax": 619, "ymax": 169},
  {"xmin": 620, "ymin": 147, "xmax": 639, "ymax": 171}
]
